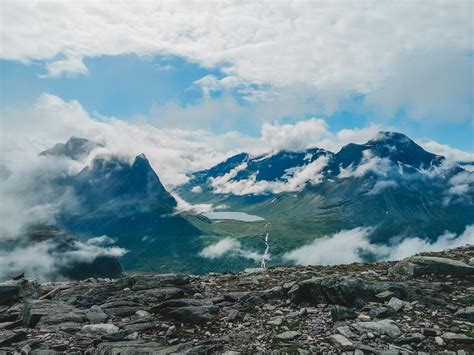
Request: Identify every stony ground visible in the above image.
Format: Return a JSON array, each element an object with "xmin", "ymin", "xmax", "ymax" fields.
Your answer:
[{"xmin": 1, "ymin": 246, "xmax": 473, "ymax": 354}]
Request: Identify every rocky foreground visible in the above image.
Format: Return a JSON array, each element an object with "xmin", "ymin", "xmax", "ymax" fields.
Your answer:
[{"xmin": 1, "ymin": 246, "xmax": 473, "ymax": 354}]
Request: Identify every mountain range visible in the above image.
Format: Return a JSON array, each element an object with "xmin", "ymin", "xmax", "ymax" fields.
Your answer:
[{"xmin": 7, "ymin": 132, "xmax": 472, "ymax": 276}]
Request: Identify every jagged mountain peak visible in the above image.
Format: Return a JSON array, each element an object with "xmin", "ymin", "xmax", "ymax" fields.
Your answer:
[
  {"xmin": 334, "ymin": 131, "xmax": 444, "ymax": 170},
  {"xmin": 73, "ymin": 152, "xmax": 175, "ymax": 213},
  {"xmin": 40, "ymin": 136, "xmax": 104, "ymax": 160}
]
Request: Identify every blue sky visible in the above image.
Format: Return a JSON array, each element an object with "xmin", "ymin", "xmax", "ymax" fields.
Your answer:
[{"xmin": 1, "ymin": 53, "xmax": 472, "ymax": 151}]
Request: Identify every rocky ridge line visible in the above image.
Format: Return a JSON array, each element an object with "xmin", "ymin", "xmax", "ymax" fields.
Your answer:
[{"xmin": 0, "ymin": 246, "xmax": 473, "ymax": 354}]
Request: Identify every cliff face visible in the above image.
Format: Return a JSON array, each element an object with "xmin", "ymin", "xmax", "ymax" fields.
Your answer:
[{"xmin": 1, "ymin": 246, "xmax": 473, "ymax": 354}]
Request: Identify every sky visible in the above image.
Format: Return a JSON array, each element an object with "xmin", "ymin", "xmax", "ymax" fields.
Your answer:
[{"xmin": 0, "ymin": 0, "xmax": 473, "ymax": 180}]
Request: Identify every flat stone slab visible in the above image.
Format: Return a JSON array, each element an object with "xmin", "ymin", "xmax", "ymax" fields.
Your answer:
[{"xmin": 389, "ymin": 256, "xmax": 474, "ymax": 277}]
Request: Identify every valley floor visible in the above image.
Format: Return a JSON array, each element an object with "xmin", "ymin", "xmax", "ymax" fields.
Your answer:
[{"xmin": 0, "ymin": 246, "xmax": 473, "ymax": 354}]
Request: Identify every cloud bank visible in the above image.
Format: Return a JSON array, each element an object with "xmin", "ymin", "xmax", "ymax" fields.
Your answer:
[
  {"xmin": 284, "ymin": 225, "xmax": 474, "ymax": 266},
  {"xmin": 0, "ymin": 236, "xmax": 126, "ymax": 281},
  {"xmin": 199, "ymin": 237, "xmax": 263, "ymax": 261},
  {"xmin": 2, "ymin": 1, "xmax": 472, "ymax": 120}
]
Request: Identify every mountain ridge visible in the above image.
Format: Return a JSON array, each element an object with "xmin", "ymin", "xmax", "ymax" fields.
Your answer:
[{"xmin": 12, "ymin": 132, "xmax": 473, "ymax": 275}]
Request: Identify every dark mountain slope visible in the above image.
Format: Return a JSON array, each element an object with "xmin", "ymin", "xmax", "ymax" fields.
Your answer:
[{"xmin": 176, "ymin": 131, "xmax": 473, "ymax": 266}]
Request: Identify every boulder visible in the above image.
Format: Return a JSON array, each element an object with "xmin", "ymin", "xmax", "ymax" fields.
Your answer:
[
  {"xmin": 329, "ymin": 305, "xmax": 357, "ymax": 321},
  {"xmin": 86, "ymin": 305, "xmax": 108, "ymax": 324},
  {"xmin": 387, "ymin": 297, "xmax": 409, "ymax": 312},
  {"xmin": 95, "ymin": 341, "xmax": 165, "ymax": 354},
  {"xmin": 82, "ymin": 323, "xmax": 120, "ymax": 335},
  {"xmin": 0, "ymin": 330, "xmax": 27, "ymax": 346},
  {"xmin": 330, "ymin": 334, "xmax": 354, "ymax": 349},
  {"xmin": 164, "ymin": 306, "xmax": 218, "ymax": 323},
  {"xmin": 368, "ymin": 306, "xmax": 388, "ymax": 318},
  {"xmin": 441, "ymin": 332, "xmax": 473, "ymax": 342},
  {"xmin": 389, "ymin": 256, "xmax": 474, "ymax": 277},
  {"xmin": 0, "ymin": 278, "xmax": 39, "ymax": 305},
  {"xmin": 151, "ymin": 299, "xmax": 218, "ymax": 323},
  {"xmin": 21, "ymin": 299, "xmax": 83, "ymax": 327},
  {"xmin": 455, "ymin": 306, "xmax": 474, "ymax": 322},
  {"xmin": 375, "ymin": 290, "xmax": 394, "ymax": 301},
  {"xmin": 122, "ymin": 274, "xmax": 189, "ymax": 291},
  {"xmin": 288, "ymin": 276, "xmax": 404, "ymax": 307},
  {"xmin": 394, "ymin": 333, "xmax": 425, "ymax": 344},
  {"xmin": 353, "ymin": 319, "xmax": 401, "ymax": 338},
  {"xmin": 276, "ymin": 330, "xmax": 300, "ymax": 340}
]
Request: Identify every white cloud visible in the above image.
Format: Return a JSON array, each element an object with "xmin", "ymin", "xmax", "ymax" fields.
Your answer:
[
  {"xmin": 383, "ymin": 225, "xmax": 474, "ymax": 261},
  {"xmin": 284, "ymin": 227, "xmax": 376, "ymax": 265},
  {"xmin": 420, "ymin": 141, "xmax": 474, "ymax": 163},
  {"xmin": 86, "ymin": 235, "xmax": 116, "ymax": 246},
  {"xmin": 284, "ymin": 225, "xmax": 474, "ymax": 266},
  {"xmin": 191, "ymin": 186, "xmax": 203, "ymax": 193},
  {"xmin": 366, "ymin": 50, "xmax": 474, "ymax": 122},
  {"xmin": 0, "ymin": 237, "xmax": 126, "ymax": 281},
  {"xmin": 317, "ymin": 125, "xmax": 382, "ymax": 152},
  {"xmin": 1, "ymin": 1, "xmax": 471, "ymax": 119},
  {"xmin": 367, "ymin": 180, "xmax": 398, "ymax": 195},
  {"xmin": 261, "ymin": 119, "xmax": 329, "ymax": 152},
  {"xmin": 210, "ymin": 155, "xmax": 329, "ymax": 195},
  {"xmin": 0, "ymin": 93, "xmax": 241, "ymax": 188},
  {"xmin": 443, "ymin": 170, "xmax": 474, "ymax": 205},
  {"xmin": 172, "ymin": 193, "xmax": 213, "ymax": 215},
  {"xmin": 41, "ymin": 56, "xmax": 88, "ymax": 78},
  {"xmin": 338, "ymin": 150, "xmax": 392, "ymax": 178},
  {"xmin": 199, "ymin": 237, "xmax": 263, "ymax": 261}
]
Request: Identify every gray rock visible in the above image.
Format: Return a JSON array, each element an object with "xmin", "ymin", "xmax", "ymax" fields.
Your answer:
[
  {"xmin": 165, "ymin": 305, "xmax": 219, "ymax": 323},
  {"xmin": 276, "ymin": 330, "xmax": 301, "ymax": 340},
  {"xmin": 135, "ymin": 310, "xmax": 151, "ymax": 318},
  {"xmin": 441, "ymin": 332, "xmax": 472, "ymax": 342},
  {"xmin": 353, "ymin": 319, "xmax": 401, "ymax": 337},
  {"xmin": 223, "ymin": 292, "xmax": 250, "ymax": 302},
  {"xmin": 336, "ymin": 326, "xmax": 357, "ymax": 339},
  {"xmin": 153, "ymin": 299, "xmax": 219, "ymax": 323},
  {"xmin": 422, "ymin": 328, "xmax": 439, "ymax": 337},
  {"xmin": 122, "ymin": 322, "xmax": 155, "ymax": 332},
  {"xmin": 267, "ymin": 317, "xmax": 283, "ymax": 326},
  {"xmin": 122, "ymin": 274, "xmax": 190, "ymax": 291},
  {"xmin": 395, "ymin": 332, "xmax": 425, "ymax": 344},
  {"xmin": 288, "ymin": 275, "xmax": 406, "ymax": 307},
  {"xmin": 0, "ymin": 330, "xmax": 27, "ymax": 346},
  {"xmin": 368, "ymin": 306, "xmax": 388, "ymax": 318},
  {"xmin": 329, "ymin": 334, "xmax": 354, "ymax": 349},
  {"xmin": 227, "ymin": 309, "xmax": 239, "ymax": 321},
  {"xmin": 240, "ymin": 295, "xmax": 265, "ymax": 309},
  {"xmin": 21, "ymin": 299, "xmax": 83, "ymax": 327},
  {"xmin": 0, "ymin": 278, "xmax": 39, "ymax": 305},
  {"xmin": 95, "ymin": 340, "xmax": 166, "ymax": 354},
  {"xmin": 86, "ymin": 305, "xmax": 108, "ymax": 324},
  {"xmin": 387, "ymin": 297, "xmax": 409, "ymax": 312},
  {"xmin": 82, "ymin": 323, "xmax": 120, "ymax": 335},
  {"xmin": 375, "ymin": 290, "xmax": 395, "ymax": 301},
  {"xmin": 104, "ymin": 306, "xmax": 143, "ymax": 317},
  {"xmin": 389, "ymin": 256, "xmax": 474, "ymax": 277},
  {"xmin": 134, "ymin": 287, "xmax": 185, "ymax": 303},
  {"xmin": 329, "ymin": 305, "xmax": 357, "ymax": 321},
  {"xmin": 455, "ymin": 306, "xmax": 474, "ymax": 322},
  {"xmin": 262, "ymin": 286, "xmax": 285, "ymax": 301}
]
